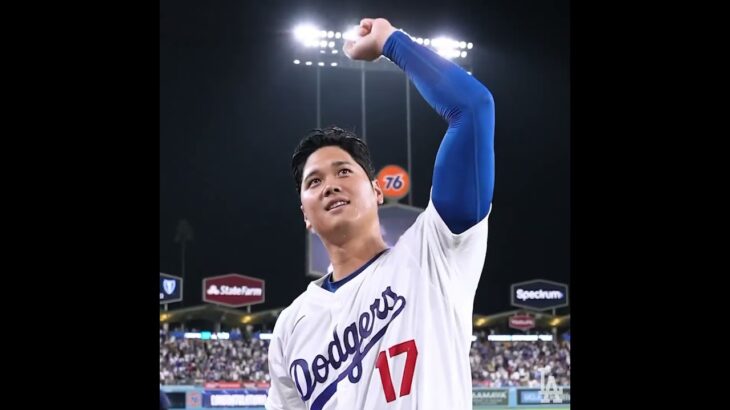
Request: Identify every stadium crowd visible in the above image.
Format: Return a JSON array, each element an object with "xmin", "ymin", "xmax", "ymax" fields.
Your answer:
[{"xmin": 160, "ymin": 329, "xmax": 570, "ymax": 386}]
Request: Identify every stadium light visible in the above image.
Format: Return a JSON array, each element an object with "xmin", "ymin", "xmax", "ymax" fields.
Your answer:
[
  {"xmin": 431, "ymin": 36, "xmax": 471, "ymax": 60},
  {"xmin": 293, "ymin": 24, "xmax": 321, "ymax": 46},
  {"xmin": 437, "ymin": 49, "xmax": 462, "ymax": 59},
  {"xmin": 292, "ymin": 24, "xmax": 473, "ymax": 69}
]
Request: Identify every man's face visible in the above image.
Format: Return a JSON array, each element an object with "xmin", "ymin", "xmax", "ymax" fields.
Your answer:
[{"xmin": 300, "ymin": 146, "xmax": 383, "ymax": 238}]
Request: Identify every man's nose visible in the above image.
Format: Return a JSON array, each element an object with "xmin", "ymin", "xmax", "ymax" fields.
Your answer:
[{"xmin": 323, "ymin": 184, "xmax": 341, "ymax": 197}]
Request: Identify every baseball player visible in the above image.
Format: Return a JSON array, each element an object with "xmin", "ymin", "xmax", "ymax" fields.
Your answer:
[{"xmin": 266, "ymin": 17, "xmax": 495, "ymax": 410}]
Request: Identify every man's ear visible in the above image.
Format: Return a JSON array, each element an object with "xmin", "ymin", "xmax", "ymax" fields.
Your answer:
[{"xmin": 372, "ymin": 179, "xmax": 384, "ymax": 205}]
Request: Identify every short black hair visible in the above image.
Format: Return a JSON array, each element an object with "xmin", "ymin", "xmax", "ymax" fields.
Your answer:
[{"xmin": 291, "ymin": 126, "xmax": 375, "ymax": 193}]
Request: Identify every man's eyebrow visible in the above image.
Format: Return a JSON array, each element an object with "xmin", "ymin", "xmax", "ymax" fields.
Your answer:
[{"xmin": 304, "ymin": 161, "xmax": 355, "ymax": 182}]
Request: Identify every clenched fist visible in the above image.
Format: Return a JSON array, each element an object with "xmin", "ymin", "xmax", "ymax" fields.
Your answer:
[{"xmin": 343, "ymin": 18, "xmax": 398, "ymax": 61}]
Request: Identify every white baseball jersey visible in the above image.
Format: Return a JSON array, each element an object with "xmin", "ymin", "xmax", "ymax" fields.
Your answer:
[{"xmin": 265, "ymin": 197, "xmax": 490, "ymax": 410}]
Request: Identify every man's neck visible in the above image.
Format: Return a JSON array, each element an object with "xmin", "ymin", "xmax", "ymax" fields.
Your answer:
[{"xmin": 323, "ymin": 228, "xmax": 388, "ymax": 282}]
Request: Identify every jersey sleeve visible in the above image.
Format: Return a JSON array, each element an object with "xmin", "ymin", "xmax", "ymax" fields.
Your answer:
[
  {"xmin": 382, "ymin": 30, "xmax": 495, "ymax": 234},
  {"xmin": 395, "ymin": 194, "xmax": 490, "ymax": 331}
]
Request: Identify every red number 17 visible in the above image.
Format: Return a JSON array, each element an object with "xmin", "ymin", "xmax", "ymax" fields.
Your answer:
[{"xmin": 375, "ymin": 339, "xmax": 418, "ymax": 403}]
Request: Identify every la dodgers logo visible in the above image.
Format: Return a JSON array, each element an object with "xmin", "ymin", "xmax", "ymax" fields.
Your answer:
[{"xmin": 289, "ymin": 286, "xmax": 406, "ymax": 410}]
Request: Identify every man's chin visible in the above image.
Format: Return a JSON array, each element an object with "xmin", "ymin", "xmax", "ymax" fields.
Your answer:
[{"xmin": 317, "ymin": 219, "xmax": 357, "ymax": 241}]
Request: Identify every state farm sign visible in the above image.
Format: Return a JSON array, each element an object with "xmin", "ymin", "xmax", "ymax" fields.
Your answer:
[{"xmin": 202, "ymin": 274, "xmax": 265, "ymax": 308}]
